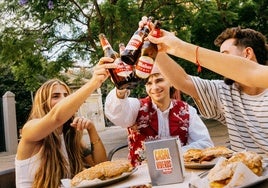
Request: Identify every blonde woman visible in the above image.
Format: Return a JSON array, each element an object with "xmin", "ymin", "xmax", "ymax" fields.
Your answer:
[{"xmin": 15, "ymin": 57, "xmax": 115, "ymax": 188}]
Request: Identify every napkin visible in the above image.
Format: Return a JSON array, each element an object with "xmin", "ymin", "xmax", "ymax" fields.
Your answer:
[{"xmin": 189, "ymin": 157, "xmax": 265, "ymax": 188}]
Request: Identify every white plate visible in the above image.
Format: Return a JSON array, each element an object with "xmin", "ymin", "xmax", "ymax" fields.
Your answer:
[
  {"xmin": 184, "ymin": 158, "xmax": 219, "ymax": 169},
  {"xmin": 61, "ymin": 168, "xmax": 137, "ymax": 188}
]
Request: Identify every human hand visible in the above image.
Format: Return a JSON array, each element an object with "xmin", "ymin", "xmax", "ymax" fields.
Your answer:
[
  {"xmin": 116, "ymin": 88, "xmax": 130, "ymax": 99},
  {"xmin": 147, "ymin": 29, "xmax": 183, "ymax": 56},
  {"xmin": 138, "ymin": 16, "xmax": 155, "ymax": 31},
  {"xmin": 91, "ymin": 57, "xmax": 117, "ymax": 87},
  {"xmin": 70, "ymin": 117, "xmax": 94, "ymax": 131},
  {"xmin": 138, "ymin": 16, "xmax": 183, "ymax": 56}
]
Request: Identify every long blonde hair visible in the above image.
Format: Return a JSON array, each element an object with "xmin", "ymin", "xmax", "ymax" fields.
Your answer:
[{"xmin": 28, "ymin": 79, "xmax": 84, "ymax": 188}]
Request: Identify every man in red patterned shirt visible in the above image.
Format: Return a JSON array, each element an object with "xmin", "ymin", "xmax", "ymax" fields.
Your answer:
[{"xmin": 105, "ymin": 65, "xmax": 213, "ymax": 166}]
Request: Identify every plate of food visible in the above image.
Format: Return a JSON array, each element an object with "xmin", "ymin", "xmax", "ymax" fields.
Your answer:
[
  {"xmin": 183, "ymin": 146, "xmax": 233, "ymax": 169},
  {"xmin": 207, "ymin": 151, "xmax": 266, "ymax": 188},
  {"xmin": 189, "ymin": 151, "xmax": 268, "ymax": 188},
  {"xmin": 61, "ymin": 159, "xmax": 136, "ymax": 188}
]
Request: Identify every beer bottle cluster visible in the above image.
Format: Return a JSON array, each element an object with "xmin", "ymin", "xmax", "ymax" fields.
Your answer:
[
  {"xmin": 99, "ymin": 33, "xmax": 138, "ymax": 90},
  {"xmin": 99, "ymin": 16, "xmax": 161, "ymax": 89}
]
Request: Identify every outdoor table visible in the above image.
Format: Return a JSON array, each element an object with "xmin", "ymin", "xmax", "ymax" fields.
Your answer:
[
  {"xmin": 106, "ymin": 163, "xmax": 268, "ymax": 188},
  {"xmin": 106, "ymin": 163, "xmax": 205, "ymax": 188}
]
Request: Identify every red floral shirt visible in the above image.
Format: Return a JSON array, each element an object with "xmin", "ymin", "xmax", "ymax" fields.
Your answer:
[{"xmin": 127, "ymin": 97, "xmax": 190, "ymax": 166}]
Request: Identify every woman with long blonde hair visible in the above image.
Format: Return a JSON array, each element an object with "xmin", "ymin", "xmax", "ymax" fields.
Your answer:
[{"xmin": 15, "ymin": 57, "xmax": 115, "ymax": 188}]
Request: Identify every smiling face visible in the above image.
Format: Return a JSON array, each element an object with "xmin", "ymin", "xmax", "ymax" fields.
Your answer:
[{"xmin": 145, "ymin": 73, "xmax": 172, "ymax": 108}]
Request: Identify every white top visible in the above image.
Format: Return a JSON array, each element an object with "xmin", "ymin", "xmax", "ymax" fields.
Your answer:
[
  {"xmin": 191, "ymin": 76, "xmax": 268, "ymax": 156},
  {"xmin": 15, "ymin": 134, "xmax": 69, "ymax": 188},
  {"xmin": 104, "ymin": 88, "xmax": 214, "ymax": 152}
]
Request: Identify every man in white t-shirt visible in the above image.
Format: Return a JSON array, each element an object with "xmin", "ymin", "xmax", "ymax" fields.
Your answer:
[{"xmin": 149, "ymin": 27, "xmax": 268, "ymax": 157}]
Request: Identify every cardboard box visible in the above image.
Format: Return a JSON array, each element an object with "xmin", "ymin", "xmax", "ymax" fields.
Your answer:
[{"xmin": 144, "ymin": 137, "xmax": 185, "ymax": 186}]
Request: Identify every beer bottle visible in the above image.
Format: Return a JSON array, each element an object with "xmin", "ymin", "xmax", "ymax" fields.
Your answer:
[
  {"xmin": 135, "ymin": 20, "xmax": 161, "ymax": 79},
  {"xmin": 116, "ymin": 43, "xmax": 134, "ymax": 77},
  {"xmin": 98, "ymin": 33, "xmax": 138, "ymax": 89},
  {"xmin": 120, "ymin": 16, "xmax": 152, "ymax": 65}
]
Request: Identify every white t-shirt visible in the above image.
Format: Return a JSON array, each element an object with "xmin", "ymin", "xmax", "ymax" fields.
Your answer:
[
  {"xmin": 191, "ymin": 76, "xmax": 268, "ymax": 156},
  {"xmin": 15, "ymin": 134, "xmax": 69, "ymax": 188}
]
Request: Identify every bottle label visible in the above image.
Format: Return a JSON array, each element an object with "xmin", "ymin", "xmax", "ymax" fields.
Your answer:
[
  {"xmin": 125, "ymin": 34, "xmax": 142, "ymax": 50},
  {"xmin": 135, "ymin": 56, "xmax": 154, "ymax": 79},
  {"xmin": 100, "ymin": 37, "xmax": 111, "ymax": 51},
  {"xmin": 102, "ymin": 44, "xmax": 110, "ymax": 51},
  {"xmin": 114, "ymin": 58, "xmax": 133, "ymax": 77}
]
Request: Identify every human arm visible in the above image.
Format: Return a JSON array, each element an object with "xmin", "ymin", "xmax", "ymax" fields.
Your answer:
[
  {"xmin": 104, "ymin": 88, "xmax": 140, "ymax": 128},
  {"xmin": 154, "ymin": 52, "xmax": 199, "ymax": 99},
  {"xmin": 181, "ymin": 106, "xmax": 214, "ymax": 153},
  {"xmin": 21, "ymin": 57, "xmax": 116, "ymax": 142},
  {"xmin": 71, "ymin": 117, "xmax": 107, "ymax": 166},
  {"xmin": 148, "ymin": 29, "xmax": 268, "ymax": 88}
]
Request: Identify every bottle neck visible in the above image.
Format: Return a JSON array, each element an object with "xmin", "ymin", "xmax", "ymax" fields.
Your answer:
[
  {"xmin": 152, "ymin": 21, "xmax": 161, "ymax": 38},
  {"xmin": 100, "ymin": 39, "xmax": 112, "ymax": 51}
]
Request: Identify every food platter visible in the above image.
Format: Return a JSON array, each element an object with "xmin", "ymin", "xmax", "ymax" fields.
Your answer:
[
  {"xmin": 184, "ymin": 158, "xmax": 219, "ymax": 169},
  {"xmin": 61, "ymin": 168, "xmax": 137, "ymax": 188}
]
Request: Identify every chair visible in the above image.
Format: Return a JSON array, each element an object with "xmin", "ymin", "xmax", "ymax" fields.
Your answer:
[{"xmin": 108, "ymin": 143, "xmax": 128, "ymax": 161}]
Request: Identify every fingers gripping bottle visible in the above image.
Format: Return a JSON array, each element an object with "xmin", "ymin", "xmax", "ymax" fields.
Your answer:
[
  {"xmin": 120, "ymin": 16, "xmax": 152, "ymax": 65},
  {"xmin": 135, "ymin": 20, "xmax": 161, "ymax": 79},
  {"xmin": 98, "ymin": 33, "xmax": 137, "ymax": 89}
]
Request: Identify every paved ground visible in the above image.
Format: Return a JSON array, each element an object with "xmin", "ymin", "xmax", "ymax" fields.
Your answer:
[{"xmin": 0, "ymin": 118, "xmax": 228, "ymax": 172}]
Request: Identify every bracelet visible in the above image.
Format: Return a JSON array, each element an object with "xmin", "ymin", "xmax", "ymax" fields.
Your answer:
[
  {"xmin": 195, "ymin": 46, "xmax": 202, "ymax": 73},
  {"xmin": 90, "ymin": 138, "xmax": 101, "ymax": 152},
  {"xmin": 91, "ymin": 138, "xmax": 101, "ymax": 145}
]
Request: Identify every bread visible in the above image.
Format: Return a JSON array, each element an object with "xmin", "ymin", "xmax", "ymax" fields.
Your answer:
[
  {"xmin": 208, "ymin": 151, "xmax": 263, "ymax": 188},
  {"xmin": 227, "ymin": 151, "xmax": 263, "ymax": 176},
  {"xmin": 183, "ymin": 146, "xmax": 233, "ymax": 163},
  {"xmin": 71, "ymin": 159, "xmax": 133, "ymax": 187},
  {"xmin": 183, "ymin": 149, "xmax": 203, "ymax": 162}
]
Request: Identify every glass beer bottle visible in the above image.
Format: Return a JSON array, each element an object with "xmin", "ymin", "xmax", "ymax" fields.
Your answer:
[
  {"xmin": 135, "ymin": 20, "xmax": 161, "ymax": 79},
  {"xmin": 120, "ymin": 16, "xmax": 152, "ymax": 65},
  {"xmin": 98, "ymin": 33, "xmax": 137, "ymax": 89},
  {"xmin": 118, "ymin": 43, "xmax": 133, "ymax": 77}
]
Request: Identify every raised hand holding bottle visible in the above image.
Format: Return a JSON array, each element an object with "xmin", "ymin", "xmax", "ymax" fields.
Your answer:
[
  {"xmin": 98, "ymin": 33, "xmax": 137, "ymax": 89},
  {"xmin": 121, "ymin": 16, "xmax": 152, "ymax": 65},
  {"xmin": 135, "ymin": 20, "xmax": 161, "ymax": 79}
]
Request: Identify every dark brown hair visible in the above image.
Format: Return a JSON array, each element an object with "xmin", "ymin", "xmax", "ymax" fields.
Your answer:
[
  {"xmin": 214, "ymin": 26, "xmax": 268, "ymax": 65},
  {"xmin": 215, "ymin": 27, "xmax": 268, "ymax": 85}
]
